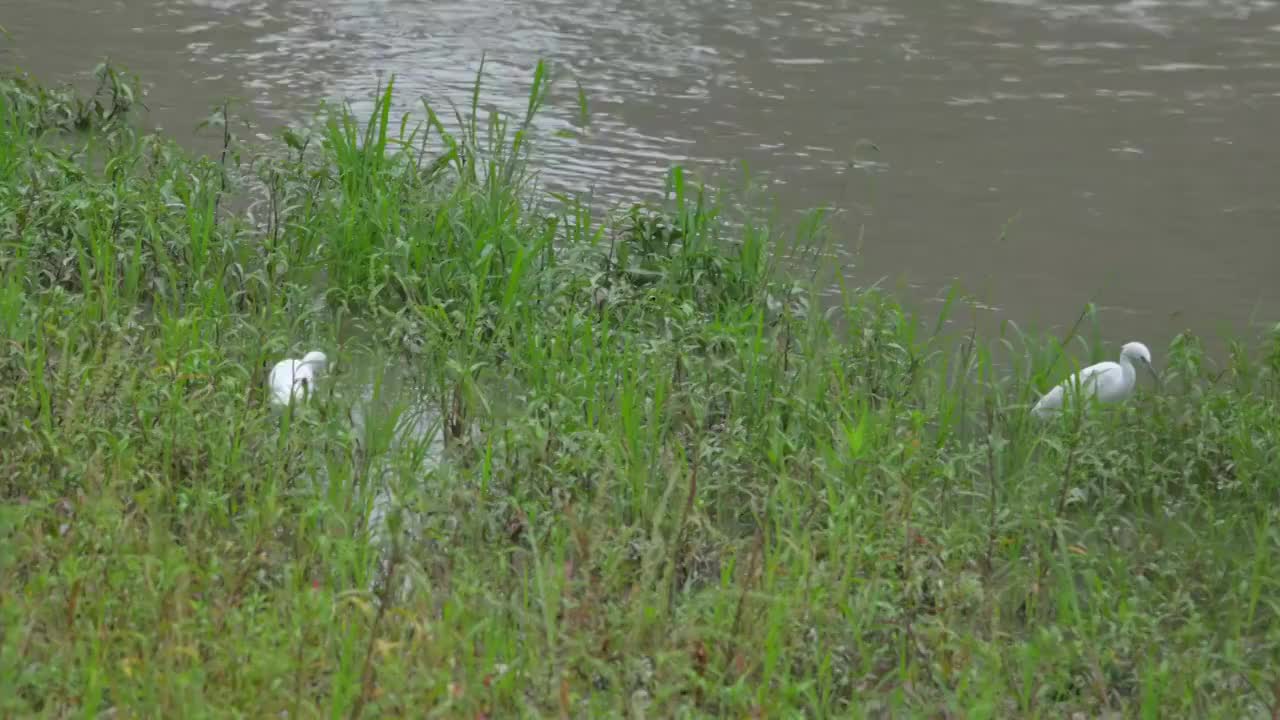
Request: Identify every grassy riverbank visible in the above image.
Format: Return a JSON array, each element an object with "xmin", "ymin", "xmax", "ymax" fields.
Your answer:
[{"xmin": 3, "ymin": 65, "xmax": 1280, "ymax": 717}]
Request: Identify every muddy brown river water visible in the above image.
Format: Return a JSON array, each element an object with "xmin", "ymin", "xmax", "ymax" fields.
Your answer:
[{"xmin": 4, "ymin": 0, "xmax": 1280, "ymax": 348}]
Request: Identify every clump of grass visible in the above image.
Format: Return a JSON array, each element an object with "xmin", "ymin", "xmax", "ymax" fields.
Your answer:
[
  {"xmin": 2, "ymin": 61, "xmax": 1280, "ymax": 717},
  {"xmin": 2, "ymin": 62, "xmax": 141, "ymax": 136}
]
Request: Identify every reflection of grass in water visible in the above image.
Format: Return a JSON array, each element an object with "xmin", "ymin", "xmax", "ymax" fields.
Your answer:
[{"xmin": 3, "ymin": 61, "xmax": 1280, "ymax": 717}]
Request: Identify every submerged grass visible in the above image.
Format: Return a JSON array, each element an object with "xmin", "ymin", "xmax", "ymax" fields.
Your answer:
[{"xmin": 3, "ymin": 63, "xmax": 1280, "ymax": 717}]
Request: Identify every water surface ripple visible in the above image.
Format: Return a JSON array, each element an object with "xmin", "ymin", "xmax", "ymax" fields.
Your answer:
[{"xmin": 5, "ymin": 0, "xmax": 1279, "ymax": 342}]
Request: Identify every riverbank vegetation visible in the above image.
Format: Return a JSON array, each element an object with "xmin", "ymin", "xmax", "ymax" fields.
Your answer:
[{"xmin": 3, "ymin": 64, "xmax": 1279, "ymax": 717}]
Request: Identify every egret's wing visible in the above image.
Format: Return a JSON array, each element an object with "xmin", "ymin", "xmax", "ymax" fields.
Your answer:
[
  {"xmin": 1075, "ymin": 362, "xmax": 1117, "ymax": 385},
  {"xmin": 1087, "ymin": 362, "xmax": 1136, "ymax": 403},
  {"xmin": 1074, "ymin": 363, "xmax": 1124, "ymax": 401},
  {"xmin": 1032, "ymin": 362, "xmax": 1119, "ymax": 417},
  {"xmin": 268, "ymin": 359, "xmax": 300, "ymax": 405}
]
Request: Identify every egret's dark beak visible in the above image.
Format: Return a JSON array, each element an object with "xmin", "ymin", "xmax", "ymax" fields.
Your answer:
[{"xmin": 1141, "ymin": 359, "xmax": 1161, "ymax": 387}]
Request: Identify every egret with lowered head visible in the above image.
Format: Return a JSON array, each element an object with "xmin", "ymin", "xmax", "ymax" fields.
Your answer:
[
  {"xmin": 269, "ymin": 351, "xmax": 328, "ymax": 408},
  {"xmin": 1032, "ymin": 341, "xmax": 1156, "ymax": 419}
]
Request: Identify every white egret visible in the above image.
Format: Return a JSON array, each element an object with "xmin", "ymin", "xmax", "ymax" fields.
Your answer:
[
  {"xmin": 268, "ymin": 351, "xmax": 328, "ymax": 407},
  {"xmin": 1032, "ymin": 341, "xmax": 1156, "ymax": 419}
]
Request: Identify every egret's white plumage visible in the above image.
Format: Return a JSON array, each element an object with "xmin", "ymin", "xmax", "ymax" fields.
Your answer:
[
  {"xmin": 1032, "ymin": 341, "xmax": 1155, "ymax": 419},
  {"xmin": 268, "ymin": 351, "xmax": 328, "ymax": 407}
]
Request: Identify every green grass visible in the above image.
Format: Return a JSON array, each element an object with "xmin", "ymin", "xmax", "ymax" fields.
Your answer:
[{"xmin": 3, "ymin": 62, "xmax": 1280, "ymax": 718}]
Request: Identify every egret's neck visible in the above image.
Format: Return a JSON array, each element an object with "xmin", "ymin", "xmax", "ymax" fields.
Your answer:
[{"xmin": 1118, "ymin": 356, "xmax": 1136, "ymax": 385}]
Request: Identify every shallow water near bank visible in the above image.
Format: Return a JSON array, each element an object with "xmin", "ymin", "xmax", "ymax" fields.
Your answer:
[{"xmin": 4, "ymin": 0, "xmax": 1279, "ymax": 347}]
